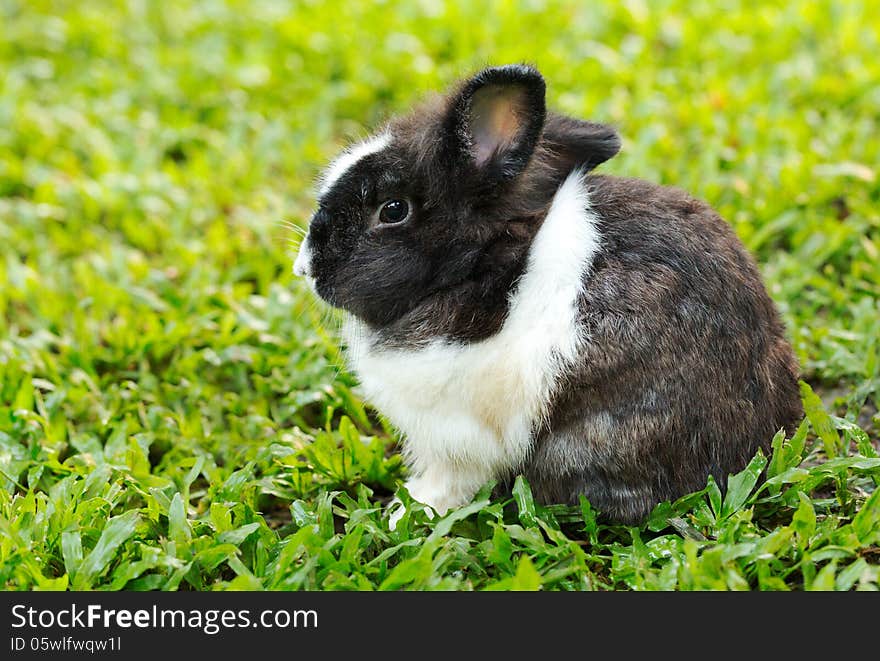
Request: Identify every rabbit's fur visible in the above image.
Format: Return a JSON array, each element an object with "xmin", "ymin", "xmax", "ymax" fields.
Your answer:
[{"xmin": 294, "ymin": 64, "xmax": 802, "ymax": 524}]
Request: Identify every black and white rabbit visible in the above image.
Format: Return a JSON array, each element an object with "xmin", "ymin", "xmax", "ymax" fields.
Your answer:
[{"xmin": 293, "ymin": 64, "xmax": 803, "ymax": 525}]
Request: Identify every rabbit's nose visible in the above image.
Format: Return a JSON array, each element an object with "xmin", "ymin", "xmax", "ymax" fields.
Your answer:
[{"xmin": 293, "ymin": 235, "xmax": 313, "ymax": 278}]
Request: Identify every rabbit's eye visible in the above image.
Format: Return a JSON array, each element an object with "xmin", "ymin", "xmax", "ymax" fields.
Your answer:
[{"xmin": 378, "ymin": 199, "xmax": 410, "ymax": 225}]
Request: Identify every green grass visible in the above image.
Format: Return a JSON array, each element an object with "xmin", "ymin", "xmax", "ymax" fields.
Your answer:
[{"xmin": 1, "ymin": 0, "xmax": 878, "ymax": 591}]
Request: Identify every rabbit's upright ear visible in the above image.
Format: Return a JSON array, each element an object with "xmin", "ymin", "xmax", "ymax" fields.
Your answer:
[
  {"xmin": 443, "ymin": 64, "xmax": 546, "ymax": 182},
  {"xmin": 542, "ymin": 113, "xmax": 621, "ymax": 176}
]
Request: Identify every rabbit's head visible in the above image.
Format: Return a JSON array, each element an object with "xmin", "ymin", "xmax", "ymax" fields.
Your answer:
[{"xmin": 295, "ymin": 64, "xmax": 620, "ymax": 335}]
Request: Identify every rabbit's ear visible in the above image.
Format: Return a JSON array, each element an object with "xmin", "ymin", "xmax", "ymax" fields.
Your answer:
[
  {"xmin": 443, "ymin": 64, "xmax": 546, "ymax": 182},
  {"xmin": 542, "ymin": 113, "xmax": 621, "ymax": 176}
]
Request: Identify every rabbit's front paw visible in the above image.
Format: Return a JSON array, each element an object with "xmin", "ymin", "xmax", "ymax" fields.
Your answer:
[{"xmin": 387, "ymin": 467, "xmax": 486, "ymax": 529}]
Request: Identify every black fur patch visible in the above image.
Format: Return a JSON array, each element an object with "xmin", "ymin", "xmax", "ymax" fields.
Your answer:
[{"xmin": 513, "ymin": 175, "xmax": 803, "ymax": 523}]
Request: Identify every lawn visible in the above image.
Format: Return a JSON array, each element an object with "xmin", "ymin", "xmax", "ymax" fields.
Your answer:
[{"xmin": 1, "ymin": 0, "xmax": 878, "ymax": 591}]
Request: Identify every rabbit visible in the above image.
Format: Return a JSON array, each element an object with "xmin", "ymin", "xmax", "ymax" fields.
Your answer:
[{"xmin": 293, "ymin": 64, "xmax": 803, "ymax": 526}]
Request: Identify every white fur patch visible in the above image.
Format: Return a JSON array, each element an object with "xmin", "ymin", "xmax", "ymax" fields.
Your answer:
[
  {"xmin": 318, "ymin": 132, "xmax": 391, "ymax": 198},
  {"xmin": 292, "ymin": 235, "xmax": 317, "ymax": 292},
  {"xmin": 293, "ymin": 235, "xmax": 312, "ymax": 277},
  {"xmin": 343, "ymin": 170, "xmax": 600, "ymax": 517}
]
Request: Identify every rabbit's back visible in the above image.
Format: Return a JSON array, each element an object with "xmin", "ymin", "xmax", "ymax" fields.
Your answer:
[{"xmin": 520, "ymin": 175, "xmax": 802, "ymax": 523}]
